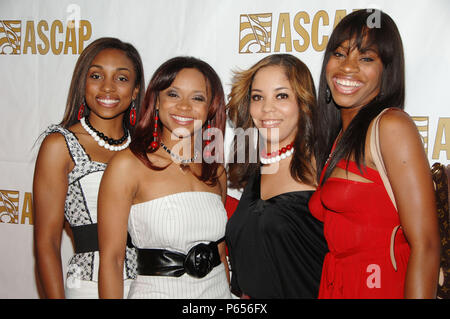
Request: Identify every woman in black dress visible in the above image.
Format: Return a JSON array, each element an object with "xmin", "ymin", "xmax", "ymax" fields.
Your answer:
[{"xmin": 225, "ymin": 54, "xmax": 328, "ymax": 298}]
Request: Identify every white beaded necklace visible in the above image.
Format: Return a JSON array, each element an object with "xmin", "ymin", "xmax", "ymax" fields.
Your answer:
[{"xmin": 80, "ymin": 117, "xmax": 131, "ymax": 151}]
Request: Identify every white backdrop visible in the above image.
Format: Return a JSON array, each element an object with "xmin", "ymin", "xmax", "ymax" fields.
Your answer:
[{"xmin": 0, "ymin": 0, "xmax": 449, "ymax": 298}]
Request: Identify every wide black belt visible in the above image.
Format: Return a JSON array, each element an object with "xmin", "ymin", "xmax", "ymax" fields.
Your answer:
[
  {"xmin": 71, "ymin": 223, "xmax": 134, "ymax": 254},
  {"xmin": 136, "ymin": 237, "xmax": 224, "ymax": 278}
]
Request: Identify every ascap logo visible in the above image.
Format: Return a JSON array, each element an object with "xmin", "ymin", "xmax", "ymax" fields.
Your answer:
[
  {"xmin": 0, "ymin": 18, "xmax": 91, "ymax": 55},
  {"xmin": 412, "ymin": 117, "xmax": 450, "ymax": 160},
  {"xmin": 239, "ymin": 14, "xmax": 272, "ymax": 54},
  {"xmin": 0, "ymin": 190, "xmax": 33, "ymax": 225},
  {"xmin": 239, "ymin": 9, "xmax": 357, "ymax": 54},
  {"xmin": 0, "ymin": 20, "xmax": 21, "ymax": 54},
  {"xmin": 0, "ymin": 190, "xmax": 19, "ymax": 223},
  {"xmin": 413, "ymin": 116, "xmax": 429, "ymax": 155}
]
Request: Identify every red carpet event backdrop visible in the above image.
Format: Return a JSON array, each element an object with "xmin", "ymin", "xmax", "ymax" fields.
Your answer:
[{"xmin": 0, "ymin": 0, "xmax": 449, "ymax": 298}]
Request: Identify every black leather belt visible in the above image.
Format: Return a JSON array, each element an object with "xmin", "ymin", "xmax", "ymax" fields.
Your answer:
[
  {"xmin": 71, "ymin": 223, "xmax": 134, "ymax": 254},
  {"xmin": 136, "ymin": 237, "xmax": 224, "ymax": 278}
]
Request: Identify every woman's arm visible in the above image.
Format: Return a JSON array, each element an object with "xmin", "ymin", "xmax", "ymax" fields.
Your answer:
[
  {"xmin": 218, "ymin": 165, "xmax": 228, "ymax": 205},
  {"xmin": 98, "ymin": 150, "xmax": 137, "ymax": 298},
  {"xmin": 218, "ymin": 166, "xmax": 231, "ymax": 284},
  {"xmin": 218, "ymin": 241, "xmax": 230, "ymax": 284},
  {"xmin": 33, "ymin": 133, "xmax": 71, "ymax": 298},
  {"xmin": 379, "ymin": 109, "xmax": 440, "ymax": 298}
]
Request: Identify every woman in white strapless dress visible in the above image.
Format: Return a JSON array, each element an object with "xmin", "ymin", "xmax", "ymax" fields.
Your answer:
[{"xmin": 97, "ymin": 56, "xmax": 231, "ymax": 299}]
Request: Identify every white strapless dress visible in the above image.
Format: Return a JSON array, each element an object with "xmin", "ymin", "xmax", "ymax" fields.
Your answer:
[{"xmin": 127, "ymin": 191, "xmax": 231, "ymax": 299}]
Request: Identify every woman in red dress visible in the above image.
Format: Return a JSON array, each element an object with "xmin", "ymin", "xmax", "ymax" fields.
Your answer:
[{"xmin": 308, "ymin": 9, "xmax": 440, "ymax": 298}]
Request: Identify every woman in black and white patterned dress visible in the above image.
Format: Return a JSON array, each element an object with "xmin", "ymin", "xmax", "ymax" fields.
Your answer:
[{"xmin": 33, "ymin": 37, "xmax": 144, "ymax": 298}]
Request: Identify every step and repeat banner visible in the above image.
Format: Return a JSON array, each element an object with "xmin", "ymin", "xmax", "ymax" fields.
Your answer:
[{"xmin": 0, "ymin": 0, "xmax": 449, "ymax": 298}]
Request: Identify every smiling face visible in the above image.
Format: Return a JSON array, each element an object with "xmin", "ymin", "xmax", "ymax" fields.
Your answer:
[
  {"xmin": 249, "ymin": 65, "xmax": 299, "ymax": 148},
  {"xmin": 326, "ymin": 39, "xmax": 383, "ymax": 110},
  {"xmin": 84, "ymin": 48, "xmax": 139, "ymax": 121},
  {"xmin": 158, "ymin": 68, "xmax": 209, "ymax": 140}
]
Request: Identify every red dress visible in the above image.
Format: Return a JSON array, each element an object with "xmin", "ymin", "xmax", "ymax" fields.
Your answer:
[{"xmin": 308, "ymin": 159, "xmax": 410, "ymax": 298}]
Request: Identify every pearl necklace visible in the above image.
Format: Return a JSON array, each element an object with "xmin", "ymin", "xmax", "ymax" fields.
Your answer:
[
  {"xmin": 160, "ymin": 141, "xmax": 198, "ymax": 164},
  {"xmin": 260, "ymin": 142, "xmax": 294, "ymax": 165},
  {"xmin": 80, "ymin": 117, "xmax": 131, "ymax": 151}
]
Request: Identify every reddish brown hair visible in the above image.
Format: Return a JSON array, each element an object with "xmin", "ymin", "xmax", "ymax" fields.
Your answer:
[{"xmin": 130, "ymin": 56, "xmax": 226, "ymax": 185}]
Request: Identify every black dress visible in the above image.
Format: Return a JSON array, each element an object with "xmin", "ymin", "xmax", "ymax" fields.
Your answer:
[{"xmin": 225, "ymin": 172, "xmax": 328, "ymax": 298}]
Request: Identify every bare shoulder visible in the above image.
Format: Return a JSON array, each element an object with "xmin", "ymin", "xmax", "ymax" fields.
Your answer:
[
  {"xmin": 40, "ymin": 131, "xmax": 67, "ymax": 150},
  {"xmin": 376, "ymin": 108, "xmax": 426, "ymax": 164},
  {"xmin": 37, "ymin": 132, "xmax": 71, "ymax": 163},
  {"xmin": 34, "ymin": 132, "xmax": 73, "ymax": 181},
  {"xmin": 378, "ymin": 108, "xmax": 417, "ymax": 133},
  {"xmin": 100, "ymin": 149, "xmax": 144, "ymax": 196},
  {"xmin": 375, "ymin": 108, "xmax": 420, "ymax": 145},
  {"xmin": 106, "ymin": 148, "xmax": 143, "ymax": 172}
]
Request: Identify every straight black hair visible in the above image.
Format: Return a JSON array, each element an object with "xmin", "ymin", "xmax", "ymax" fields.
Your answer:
[{"xmin": 315, "ymin": 9, "xmax": 405, "ymax": 184}]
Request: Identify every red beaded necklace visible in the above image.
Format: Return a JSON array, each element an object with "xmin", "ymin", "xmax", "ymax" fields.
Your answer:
[{"xmin": 260, "ymin": 142, "xmax": 294, "ymax": 164}]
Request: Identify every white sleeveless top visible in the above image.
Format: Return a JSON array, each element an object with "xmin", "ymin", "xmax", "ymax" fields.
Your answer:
[{"xmin": 127, "ymin": 191, "xmax": 231, "ymax": 299}]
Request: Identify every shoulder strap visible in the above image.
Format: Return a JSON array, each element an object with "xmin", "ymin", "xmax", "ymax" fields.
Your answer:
[
  {"xmin": 369, "ymin": 109, "xmax": 403, "ymax": 272},
  {"xmin": 369, "ymin": 109, "xmax": 397, "ymax": 210}
]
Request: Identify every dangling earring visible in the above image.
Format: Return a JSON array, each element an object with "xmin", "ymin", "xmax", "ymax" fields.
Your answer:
[
  {"xmin": 326, "ymin": 86, "xmax": 332, "ymax": 104},
  {"xmin": 205, "ymin": 120, "xmax": 211, "ymax": 145},
  {"xmin": 77, "ymin": 100, "xmax": 85, "ymax": 120},
  {"xmin": 204, "ymin": 119, "xmax": 212, "ymax": 158},
  {"xmin": 151, "ymin": 108, "xmax": 159, "ymax": 149},
  {"xmin": 129, "ymin": 100, "xmax": 137, "ymax": 126}
]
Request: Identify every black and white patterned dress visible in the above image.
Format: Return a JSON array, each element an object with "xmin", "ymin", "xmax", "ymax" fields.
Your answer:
[{"xmin": 44, "ymin": 125, "xmax": 137, "ymax": 298}]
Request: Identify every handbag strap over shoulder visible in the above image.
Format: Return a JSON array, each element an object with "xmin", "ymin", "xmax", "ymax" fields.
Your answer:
[
  {"xmin": 369, "ymin": 108, "xmax": 397, "ymax": 210},
  {"xmin": 369, "ymin": 108, "xmax": 401, "ymax": 272}
]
